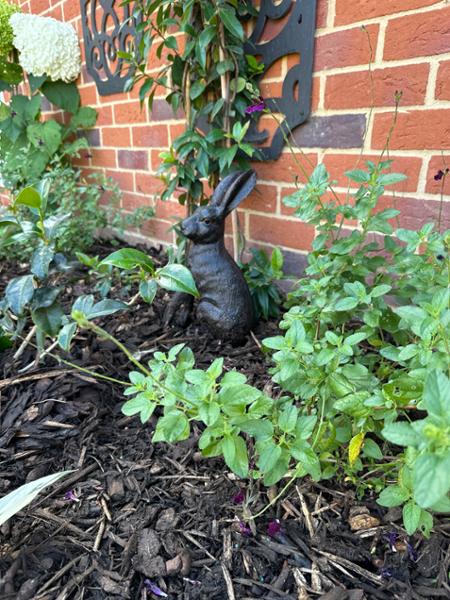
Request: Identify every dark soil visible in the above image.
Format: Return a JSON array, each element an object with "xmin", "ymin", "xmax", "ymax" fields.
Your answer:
[{"xmin": 0, "ymin": 242, "xmax": 449, "ymax": 600}]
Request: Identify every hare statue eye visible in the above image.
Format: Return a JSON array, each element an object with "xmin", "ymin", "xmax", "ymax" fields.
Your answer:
[{"xmin": 200, "ymin": 217, "xmax": 211, "ymax": 224}]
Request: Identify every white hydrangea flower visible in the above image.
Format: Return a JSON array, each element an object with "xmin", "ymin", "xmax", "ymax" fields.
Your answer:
[{"xmin": 10, "ymin": 13, "xmax": 81, "ymax": 82}]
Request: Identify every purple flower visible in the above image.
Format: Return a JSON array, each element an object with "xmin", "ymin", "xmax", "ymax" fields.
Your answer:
[
  {"xmin": 267, "ymin": 519, "xmax": 281, "ymax": 537},
  {"xmin": 434, "ymin": 168, "xmax": 449, "ymax": 181},
  {"xmin": 239, "ymin": 521, "xmax": 253, "ymax": 537},
  {"xmin": 380, "ymin": 568, "xmax": 393, "ymax": 579},
  {"xmin": 233, "ymin": 490, "xmax": 245, "ymax": 505},
  {"xmin": 245, "ymin": 97, "xmax": 266, "ymax": 115},
  {"xmin": 384, "ymin": 531, "xmax": 398, "ymax": 552},
  {"xmin": 407, "ymin": 541, "xmax": 418, "ymax": 562},
  {"xmin": 144, "ymin": 579, "xmax": 168, "ymax": 598},
  {"xmin": 64, "ymin": 490, "xmax": 80, "ymax": 503}
]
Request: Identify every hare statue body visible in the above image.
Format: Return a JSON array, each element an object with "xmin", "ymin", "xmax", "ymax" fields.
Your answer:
[{"xmin": 164, "ymin": 170, "xmax": 256, "ymax": 340}]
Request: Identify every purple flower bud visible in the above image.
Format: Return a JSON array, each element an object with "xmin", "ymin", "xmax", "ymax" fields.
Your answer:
[
  {"xmin": 380, "ymin": 568, "xmax": 393, "ymax": 579},
  {"xmin": 267, "ymin": 519, "xmax": 281, "ymax": 537},
  {"xmin": 11, "ymin": 110, "xmax": 17, "ymax": 117},
  {"xmin": 384, "ymin": 531, "xmax": 398, "ymax": 552},
  {"xmin": 434, "ymin": 169, "xmax": 445, "ymax": 181},
  {"xmin": 64, "ymin": 490, "xmax": 80, "ymax": 503},
  {"xmin": 144, "ymin": 579, "xmax": 168, "ymax": 597},
  {"xmin": 245, "ymin": 97, "xmax": 266, "ymax": 115},
  {"xmin": 407, "ymin": 541, "xmax": 418, "ymax": 562},
  {"xmin": 239, "ymin": 521, "xmax": 252, "ymax": 537},
  {"xmin": 233, "ymin": 490, "xmax": 245, "ymax": 505}
]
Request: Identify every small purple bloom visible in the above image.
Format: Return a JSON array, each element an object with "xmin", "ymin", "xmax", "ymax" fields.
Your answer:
[
  {"xmin": 380, "ymin": 568, "xmax": 393, "ymax": 579},
  {"xmin": 84, "ymin": 153, "xmax": 93, "ymax": 159},
  {"xmin": 267, "ymin": 519, "xmax": 281, "ymax": 537},
  {"xmin": 144, "ymin": 579, "xmax": 168, "ymax": 598},
  {"xmin": 245, "ymin": 97, "xmax": 266, "ymax": 115},
  {"xmin": 384, "ymin": 531, "xmax": 398, "ymax": 552},
  {"xmin": 64, "ymin": 490, "xmax": 80, "ymax": 503},
  {"xmin": 11, "ymin": 110, "xmax": 17, "ymax": 117},
  {"xmin": 233, "ymin": 490, "xmax": 245, "ymax": 505},
  {"xmin": 239, "ymin": 521, "xmax": 253, "ymax": 537},
  {"xmin": 434, "ymin": 168, "xmax": 449, "ymax": 181},
  {"xmin": 407, "ymin": 541, "xmax": 418, "ymax": 562}
]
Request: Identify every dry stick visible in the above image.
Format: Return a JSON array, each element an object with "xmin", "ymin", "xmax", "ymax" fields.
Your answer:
[
  {"xmin": 221, "ymin": 563, "xmax": 237, "ymax": 600},
  {"xmin": 218, "ymin": 21, "xmax": 239, "ymax": 261},
  {"xmin": 12, "ymin": 325, "xmax": 36, "ymax": 361}
]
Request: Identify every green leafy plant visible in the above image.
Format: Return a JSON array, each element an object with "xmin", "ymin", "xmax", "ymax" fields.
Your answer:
[
  {"xmin": 0, "ymin": 185, "xmax": 72, "ymax": 350},
  {"xmin": 0, "ymin": 88, "xmax": 97, "ymax": 190},
  {"xmin": 65, "ymin": 160, "xmax": 450, "ymax": 537},
  {"xmin": 240, "ymin": 247, "xmax": 285, "ymax": 320},
  {"xmin": 123, "ymin": 0, "xmax": 259, "ymax": 210},
  {"xmin": 0, "ymin": 0, "xmax": 19, "ymax": 61},
  {"xmin": 58, "ymin": 250, "xmax": 199, "ymax": 351}
]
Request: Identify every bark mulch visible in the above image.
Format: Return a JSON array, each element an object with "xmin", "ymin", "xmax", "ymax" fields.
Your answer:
[{"xmin": 0, "ymin": 243, "xmax": 449, "ymax": 600}]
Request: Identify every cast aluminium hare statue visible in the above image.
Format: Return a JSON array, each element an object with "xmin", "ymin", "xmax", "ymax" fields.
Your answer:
[{"xmin": 164, "ymin": 169, "xmax": 257, "ymax": 340}]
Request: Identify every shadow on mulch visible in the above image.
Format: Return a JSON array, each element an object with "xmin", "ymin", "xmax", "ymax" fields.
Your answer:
[{"xmin": 0, "ymin": 243, "xmax": 449, "ymax": 599}]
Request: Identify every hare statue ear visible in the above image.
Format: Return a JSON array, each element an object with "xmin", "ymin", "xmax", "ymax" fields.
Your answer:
[{"xmin": 211, "ymin": 170, "xmax": 257, "ymax": 216}]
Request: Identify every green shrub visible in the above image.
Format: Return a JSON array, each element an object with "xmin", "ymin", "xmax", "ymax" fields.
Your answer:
[
  {"xmin": 240, "ymin": 247, "xmax": 285, "ymax": 320},
  {"xmin": 44, "ymin": 159, "xmax": 450, "ymax": 537},
  {"xmin": 0, "ymin": 0, "xmax": 20, "ymax": 58}
]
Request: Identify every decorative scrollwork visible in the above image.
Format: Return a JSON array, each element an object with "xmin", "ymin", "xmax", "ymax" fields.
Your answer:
[
  {"xmin": 80, "ymin": 0, "xmax": 142, "ymax": 96},
  {"xmin": 245, "ymin": 0, "xmax": 317, "ymax": 160}
]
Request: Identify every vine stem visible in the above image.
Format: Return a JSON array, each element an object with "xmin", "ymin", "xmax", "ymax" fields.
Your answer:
[{"xmin": 247, "ymin": 469, "xmax": 300, "ymax": 521}]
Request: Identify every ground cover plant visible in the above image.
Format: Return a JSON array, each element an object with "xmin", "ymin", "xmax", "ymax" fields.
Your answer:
[{"xmin": 48, "ymin": 159, "xmax": 450, "ymax": 543}]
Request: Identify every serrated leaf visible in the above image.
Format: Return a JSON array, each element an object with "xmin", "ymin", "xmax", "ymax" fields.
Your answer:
[
  {"xmin": 378, "ymin": 485, "xmax": 410, "ymax": 507},
  {"xmin": 403, "ymin": 500, "xmax": 421, "ymax": 535}
]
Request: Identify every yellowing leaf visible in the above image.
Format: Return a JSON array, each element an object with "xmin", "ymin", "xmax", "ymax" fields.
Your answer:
[{"xmin": 349, "ymin": 432, "xmax": 365, "ymax": 466}]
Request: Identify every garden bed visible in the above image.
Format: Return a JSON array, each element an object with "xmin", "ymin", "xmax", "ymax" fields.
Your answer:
[{"xmin": 0, "ymin": 243, "xmax": 449, "ymax": 600}]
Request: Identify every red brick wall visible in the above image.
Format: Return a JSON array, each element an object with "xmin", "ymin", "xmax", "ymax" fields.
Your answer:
[{"xmin": 15, "ymin": 0, "xmax": 450, "ymax": 259}]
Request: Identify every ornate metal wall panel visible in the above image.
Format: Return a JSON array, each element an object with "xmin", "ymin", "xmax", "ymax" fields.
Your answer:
[
  {"xmin": 245, "ymin": 0, "xmax": 317, "ymax": 160},
  {"xmin": 80, "ymin": 0, "xmax": 142, "ymax": 95}
]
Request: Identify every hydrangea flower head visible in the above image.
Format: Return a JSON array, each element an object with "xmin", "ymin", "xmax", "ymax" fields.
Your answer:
[
  {"xmin": 10, "ymin": 13, "xmax": 81, "ymax": 82},
  {"xmin": 0, "ymin": 0, "xmax": 20, "ymax": 58}
]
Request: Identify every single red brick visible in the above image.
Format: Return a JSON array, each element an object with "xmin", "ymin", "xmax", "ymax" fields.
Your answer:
[
  {"xmin": 132, "ymin": 125, "xmax": 169, "ymax": 148},
  {"xmin": 241, "ymin": 184, "xmax": 278, "ymax": 213},
  {"xmin": 425, "ymin": 156, "xmax": 450, "ymax": 195},
  {"xmin": 90, "ymin": 149, "xmax": 117, "ymax": 168},
  {"xmin": 335, "ymin": 0, "xmax": 440, "ymax": 26},
  {"xmin": 118, "ymin": 150, "xmax": 148, "ymax": 170},
  {"xmin": 29, "ymin": 0, "xmax": 50, "ymax": 12},
  {"xmin": 315, "ymin": 24, "xmax": 379, "ymax": 71},
  {"xmin": 155, "ymin": 199, "xmax": 187, "ymax": 220},
  {"xmin": 79, "ymin": 85, "xmax": 97, "ymax": 106},
  {"xmin": 102, "ymin": 127, "xmax": 131, "ymax": 147},
  {"xmin": 325, "ymin": 64, "xmax": 429, "ymax": 110},
  {"xmin": 322, "ymin": 154, "xmax": 422, "ymax": 193},
  {"xmin": 252, "ymin": 153, "xmax": 318, "ymax": 184},
  {"xmin": 384, "ymin": 7, "xmax": 450, "ymax": 61},
  {"xmin": 435, "ymin": 61, "xmax": 450, "ymax": 100},
  {"xmin": 135, "ymin": 173, "xmax": 164, "ymax": 196},
  {"xmin": 114, "ymin": 101, "xmax": 147, "ymax": 124},
  {"xmin": 96, "ymin": 106, "xmax": 113, "ymax": 126},
  {"xmin": 63, "ymin": 0, "xmax": 80, "ymax": 21},
  {"xmin": 376, "ymin": 195, "xmax": 450, "ymax": 231},
  {"xmin": 140, "ymin": 218, "xmax": 175, "ymax": 244},
  {"xmin": 372, "ymin": 109, "xmax": 450, "ymax": 150},
  {"xmin": 248, "ymin": 214, "xmax": 315, "ymax": 251},
  {"xmin": 105, "ymin": 169, "xmax": 134, "ymax": 192}
]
